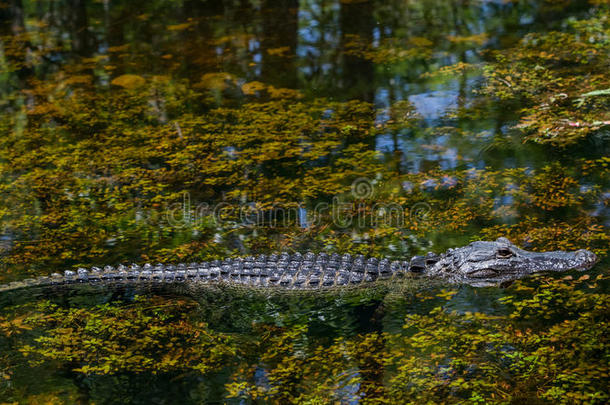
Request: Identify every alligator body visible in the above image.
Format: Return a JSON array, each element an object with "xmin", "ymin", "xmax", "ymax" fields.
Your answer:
[{"xmin": 0, "ymin": 238, "xmax": 598, "ymax": 292}]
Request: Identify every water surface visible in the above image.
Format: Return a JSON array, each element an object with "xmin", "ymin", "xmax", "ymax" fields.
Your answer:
[{"xmin": 0, "ymin": 0, "xmax": 608, "ymax": 403}]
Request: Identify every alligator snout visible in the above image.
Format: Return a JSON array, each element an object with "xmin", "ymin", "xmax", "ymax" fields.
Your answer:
[{"xmin": 574, "ymin": 249, "xmax": 598, "ymax": 271}]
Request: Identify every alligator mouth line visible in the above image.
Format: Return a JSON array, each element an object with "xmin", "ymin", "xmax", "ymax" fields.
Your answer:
[{"xmin": 468, "ymin": 268, "xmax": 502, "ymax": 278}]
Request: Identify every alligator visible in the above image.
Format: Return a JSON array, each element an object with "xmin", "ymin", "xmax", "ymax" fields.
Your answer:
[{"xmin": 0, "ymin": 238, "xmax": 598, "ymax": 292}]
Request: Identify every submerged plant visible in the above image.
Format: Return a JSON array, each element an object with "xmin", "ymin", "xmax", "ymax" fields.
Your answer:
[{"xmin": 3, "ymin": 275, "xmax": 606, "ymax": 403}]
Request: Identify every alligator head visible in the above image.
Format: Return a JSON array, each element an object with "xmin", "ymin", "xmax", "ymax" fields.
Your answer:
[{"xmin": 428, "ymin": 237, "xmax": 598, "ymax": 287}]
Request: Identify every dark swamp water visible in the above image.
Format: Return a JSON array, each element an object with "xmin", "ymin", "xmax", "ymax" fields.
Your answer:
[{"xmin": 0, "ymin": 0, "xmax": 609, "ymax": 403}]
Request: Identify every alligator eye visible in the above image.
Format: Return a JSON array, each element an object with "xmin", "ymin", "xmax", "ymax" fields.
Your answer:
[
  {"xmin": 496, "ymin": 248, "xmax": 513, "ymax": 258},
  {"xmin": 425, "ymin": 256, "xmax": 439, "ymax": 266}
]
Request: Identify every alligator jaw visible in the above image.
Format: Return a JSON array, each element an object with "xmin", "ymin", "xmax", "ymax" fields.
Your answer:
[{"xmin": 522, "ymin": 249, "xmax": 598, "ymax": 273}]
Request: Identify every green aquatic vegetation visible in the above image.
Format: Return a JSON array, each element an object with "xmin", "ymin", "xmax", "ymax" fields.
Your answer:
[
  {"xmin": 2, "ymin": 275, "xmax": 606, "ymax": 403},
  {"xmin": 3, "ymin": 73, "xmax": 608, "ymax": 272},
  {"xmin": 0, "ymin": 70, "xmax": 395, "ymax": 273},
  {"xmin": 420, "ymin": 61, "xmax": 482, "ymax": 81},
  {"xmin": 0, "ymin": 1, "xmax": 609, "ymax": 402},
  {"xmin": 341, "ymin": 162, "xmax": 609, "ymax": 255},
  {"xmin": 383, "ymin": 276, "xmax": 609, "ymax": 404},
  {"xmin": 343, "ymin": 34, "xmax": 434, "ymax": 65},
  {"xmin": 222, "ymin": 276, "xmax": 610, "ymax": 403},
  {"xmin": 1, "ymin": 1, "xmax": 608, "ymax": 278},
  {"xmin": 13, "ymin": 297, "xmax": 237, "ymax": 375},
  {"xmin": 480, "ymin": 8, "xmax": 610, "ymax": 145},
  {"xmin": 223, "ymin": 275, "xmax": 609, "ymax": 404}
]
